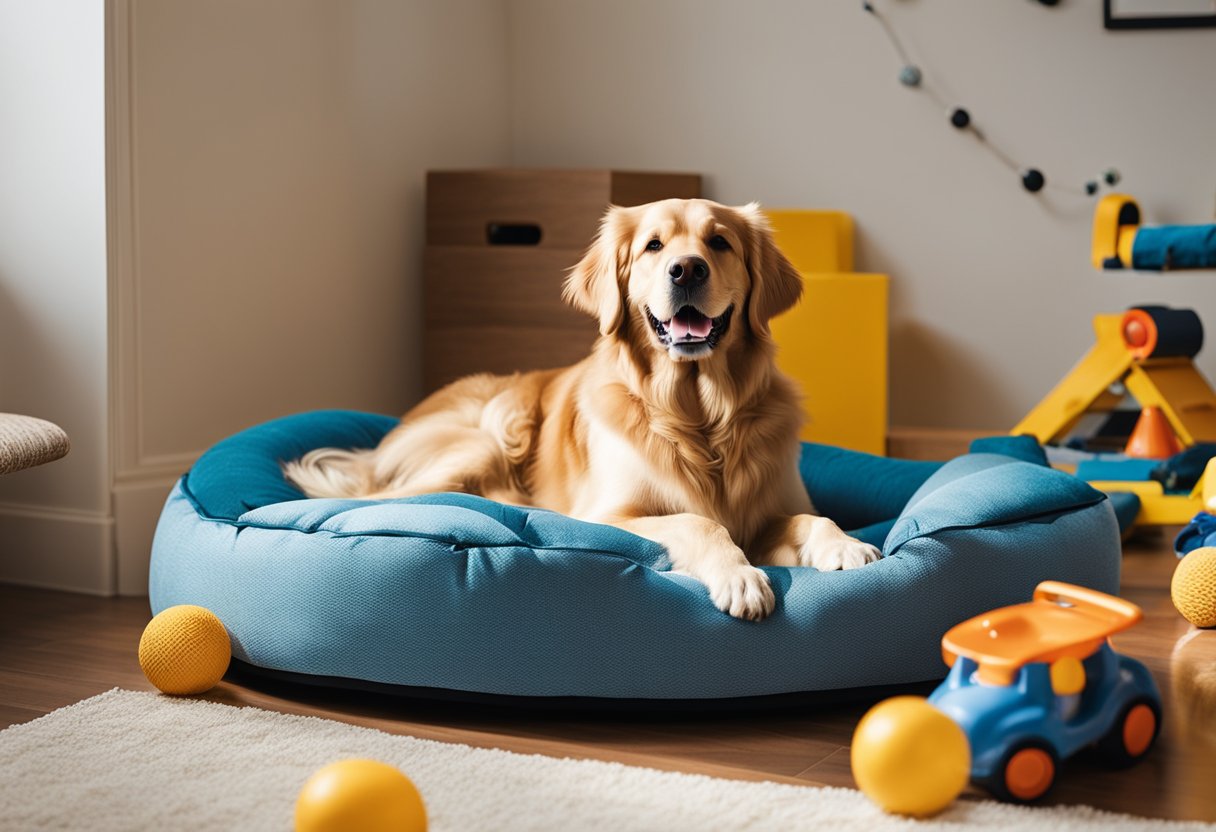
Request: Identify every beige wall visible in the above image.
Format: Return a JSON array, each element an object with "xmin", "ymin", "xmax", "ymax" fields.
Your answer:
[
  {"xmin": 119, "ymin": 0, "xmax": 510, "ymax": 463},
  {"xmin": 3, "ymin": 0, "xmax": 511, "ymax": 594},
  {"xmin": 107, "ymin": 0, "xmax": 510, "ymax": 594},
  {"xmin": 0, "ymin": 2, "xmax": 113, "ymax": 592},
  {"xmin": 505, "ymin": 0, "xmax": 1216, "ymax": 430}
]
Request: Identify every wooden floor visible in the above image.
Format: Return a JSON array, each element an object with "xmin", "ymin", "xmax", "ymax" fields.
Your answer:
[{"xmin": 2, "ymin": 528, "xmax": 1215, "ymax": 823}]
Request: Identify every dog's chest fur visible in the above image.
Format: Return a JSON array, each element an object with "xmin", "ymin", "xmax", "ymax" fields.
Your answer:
[{"xmin": 577, "ymin": 366, "xmax": 802, "ymax": 545}]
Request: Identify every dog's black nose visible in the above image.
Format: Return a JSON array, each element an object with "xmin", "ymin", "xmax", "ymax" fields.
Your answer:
[{"xmin": 668, "ymin": 255, "xmax": 710, "ymax": 287}]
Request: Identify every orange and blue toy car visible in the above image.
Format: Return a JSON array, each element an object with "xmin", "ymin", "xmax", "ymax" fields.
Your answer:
[{"xmin": 928, "ymin": 581, "xmax": 1161, "ymax": 802}]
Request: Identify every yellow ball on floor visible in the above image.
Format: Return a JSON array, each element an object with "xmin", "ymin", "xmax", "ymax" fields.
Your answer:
[
  {"xmin": 138, "ymin": 604, "xmax": 231, "ymax": 695},
  {"xmin": 295, "ymin": 759, "xmax": 427, "ymax": 832},
  {"xmin": 1173, "ymin": 547, "xmax": 1216, "ymax": 628},
  {"xmin": 851, "ymin": 695, "xmax": 970, "ymax": 817}
]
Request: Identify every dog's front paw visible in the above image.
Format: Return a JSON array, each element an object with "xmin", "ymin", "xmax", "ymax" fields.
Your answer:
[
  {"xmin": 705, "ymin": 565, "xmax": 775, "ymax": 621},
  {"xmin": 801, "ymin": 535, "xmax": 881, "ymax": 571}
]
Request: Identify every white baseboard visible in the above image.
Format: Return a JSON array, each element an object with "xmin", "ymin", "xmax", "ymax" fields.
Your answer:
[
  {"xmin": 0, "ymin": 472, "xmax": 182, "ymax": 598},
  {"xmin": 0, "ymin": 503, "xmax": 116, "ymax": 595}
]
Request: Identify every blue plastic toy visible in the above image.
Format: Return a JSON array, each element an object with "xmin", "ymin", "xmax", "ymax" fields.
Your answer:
[{"xmin": 927, "ymin": 581, "xmax": 1161, "ymax": 802}]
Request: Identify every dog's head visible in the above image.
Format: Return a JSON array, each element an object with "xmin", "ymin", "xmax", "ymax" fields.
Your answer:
[{"xmin": 563, "ymin": 199, "xmax": 802, "ymax": 362}]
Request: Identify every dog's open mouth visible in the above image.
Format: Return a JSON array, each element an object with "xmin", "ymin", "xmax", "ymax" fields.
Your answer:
[{"xmin": 646, "ymin": 304, "xmax": 734, "ymax": 353}]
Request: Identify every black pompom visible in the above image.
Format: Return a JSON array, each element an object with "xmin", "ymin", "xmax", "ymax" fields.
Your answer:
[
  {"xmin": 949, "ymin": 108, "xmax": 971, "ymax": 129},
  {"xmin": 1085, "ymin": 181, "xmax": 1099, "ymax": 196},
  {"xmin": 1021, "ymin": 168, "xmax": 1046, "ymax": 193}
]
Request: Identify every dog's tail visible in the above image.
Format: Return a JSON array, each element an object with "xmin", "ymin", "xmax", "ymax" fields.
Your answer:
[{"xmin": 282, "ymin": 447, "xmax": 377, "ymax": 499}]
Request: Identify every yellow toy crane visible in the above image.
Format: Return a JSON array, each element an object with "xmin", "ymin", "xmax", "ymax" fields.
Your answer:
[{"xmin": 1012, "ymin": 306, "xmax": 1216, "ymax": 524}]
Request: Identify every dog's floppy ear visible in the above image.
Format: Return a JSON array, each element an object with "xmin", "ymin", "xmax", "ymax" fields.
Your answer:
[
  {"xmin": 738, "ymin": 202, "xmax": 803, "ymax": 339},
  {"xmin": 563, "ymin": 205, "xmax": 635, "ymax": 336}
]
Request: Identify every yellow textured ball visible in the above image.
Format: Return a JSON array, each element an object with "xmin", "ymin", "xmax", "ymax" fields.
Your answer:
[
  {"xmin": 138, "ymin": 605, "xmax": 231, "ymax": 695},
  {"xmin": 1173, "ymin": 547, "xmax": 1216, "ymax": 629},
  {"xmin": 295, "ymin": 759, "xmax": 427, "ymax": 832},
  {"xmin": 851, "ymin": 696, "xmax": 971, "ymax": 817}
]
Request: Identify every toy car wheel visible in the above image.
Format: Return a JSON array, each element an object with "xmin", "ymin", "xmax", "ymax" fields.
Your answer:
[
  {"xmin": 984, "ymin": 740, "xmax": 1059, "ymax": 803},
  {"xmin": 1097, "ymin": 696, "xmax": 1161, "ymax": 768}
]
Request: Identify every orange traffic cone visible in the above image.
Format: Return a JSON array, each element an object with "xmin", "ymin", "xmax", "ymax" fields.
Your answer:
[{"xmin": 1125, "ymin": 406, "xmax": 1183, "ymax": 459}]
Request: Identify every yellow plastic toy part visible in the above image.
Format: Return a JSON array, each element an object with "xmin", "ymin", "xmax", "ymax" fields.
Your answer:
[
  {"xmin": 1014, "ymin": 310, "xmax": 1216, "ymax": 448},
  {"xmin": 1088, "ymin": 456, "xmax": 1216, "ymax": 525},
  {"xmin": 1011, "ymin": 314, "xmax": 1131, "ymax": 445},
  {"xmin": 1012, "ymin": 306, "xmax": 1216, "ymax": 525},
  {"xmin": 1118, "ymin": 227, "xmax": 1137, "ymax": 269},
  {"xmin": 941, "ymin": 581, "xmax": 1142, "ymax": 687},
  {"xmin": 1092, "ymin": 194, "xmax": 1141, "ymax": 270},
  {"xmin": 1050, "ymin": 656, "xmax": 1087, "ymax": 696},
  {"xmin": 1122, "ymin": 360, "xmax": 1216, "ymax": 447}
]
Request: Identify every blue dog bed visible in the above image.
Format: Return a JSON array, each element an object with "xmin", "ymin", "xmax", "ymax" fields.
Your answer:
[{"xmin": 150, "ymin": 411, "xmax": 1122, "ymax": 704}]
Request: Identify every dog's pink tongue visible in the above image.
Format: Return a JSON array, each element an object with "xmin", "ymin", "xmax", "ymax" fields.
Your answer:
[
  {"xmin": 675, "ymin": 308, "xmax": 712, "ymax": 339},
  {"xmin": 664, "ymin": 309, "xmax": 713, "ymax": 341}
]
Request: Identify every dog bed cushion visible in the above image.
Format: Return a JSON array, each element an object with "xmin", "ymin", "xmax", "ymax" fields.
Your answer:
[{"xmin": 150, "ymin": 411, "xmax": 1122, "ymax": 702}]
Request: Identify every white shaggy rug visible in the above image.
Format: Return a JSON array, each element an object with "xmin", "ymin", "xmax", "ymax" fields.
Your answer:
[{"xmin": 0, "ymin": 689, "xmax": 1212, "ymax": 831}]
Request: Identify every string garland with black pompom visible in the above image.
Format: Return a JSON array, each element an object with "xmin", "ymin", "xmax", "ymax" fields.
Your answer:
[{"xmin": 862, "ymin": 1, "xmax": 1120, "ymax": 197}]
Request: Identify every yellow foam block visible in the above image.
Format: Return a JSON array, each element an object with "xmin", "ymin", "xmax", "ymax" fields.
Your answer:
[
  {"xmin": 765, "ymin": 209, "xmax": 887, "ymax": 455},
  {"xmin": 771, "ymin": 273, "xmax": 888, "ymax": 455},
  {"xmin": 765, "ymin": 209, "xmax": 854, "ymax": 273}
]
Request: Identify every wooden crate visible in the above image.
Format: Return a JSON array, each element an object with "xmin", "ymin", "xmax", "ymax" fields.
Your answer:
[{"xmin": 423, "ymin": 169, "xmax": 701, "ymax": 391}]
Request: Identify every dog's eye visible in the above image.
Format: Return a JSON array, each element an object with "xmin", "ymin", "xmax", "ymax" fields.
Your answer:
[
  {"xmin": 708, "ymin": 235, "xmax": 731, "ymax": 252},
  {"xmin": 646, "ymin": 239, "xmax": 663, "ymax": 252}
]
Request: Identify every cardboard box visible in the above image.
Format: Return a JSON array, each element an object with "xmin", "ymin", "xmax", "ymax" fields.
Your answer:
[{"xmin": 424, "ymin": 169, "xmax": 701, "ymax": 391}]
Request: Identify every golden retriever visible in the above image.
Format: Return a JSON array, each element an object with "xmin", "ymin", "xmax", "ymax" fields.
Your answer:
[{"xmin": 285, "ymin": 199, "xmax": 879, "ymax": 620}]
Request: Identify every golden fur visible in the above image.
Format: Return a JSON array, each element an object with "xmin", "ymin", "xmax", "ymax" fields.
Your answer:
[{"xmin": 285, "ymin": 199, "xmax": 879, "ymax": 620}]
